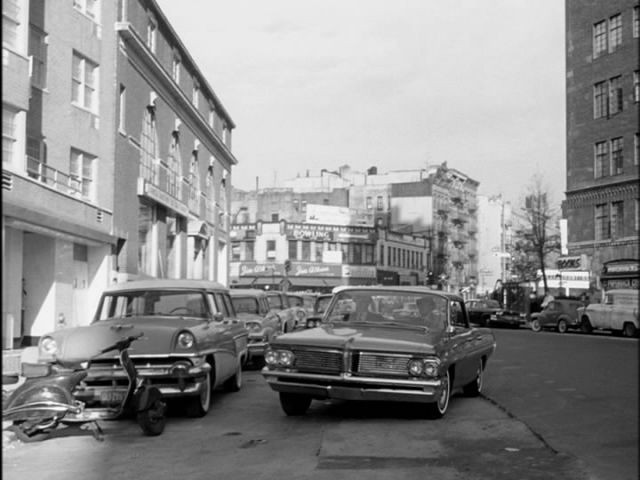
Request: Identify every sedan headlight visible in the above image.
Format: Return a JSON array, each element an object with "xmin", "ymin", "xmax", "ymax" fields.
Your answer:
[
  {"xmin": 407, "ymin": 357, "xmax": 440, "ymax": 377},
  {"xmin": 407, "ymin": 359, "xmax": 424, "ymax": 376},
  {"xmin": 264, "ymin": 348, "xmax": 295, "ymax": 367},
  {"xmin": 177, "ymin": 331, "xmax": 195, "ymax": 349},
  {"xmin": 40, "ymin": 336, "xmax": 58, "ymax": 356}
]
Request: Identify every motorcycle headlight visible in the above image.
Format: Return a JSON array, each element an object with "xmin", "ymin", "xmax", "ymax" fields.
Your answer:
[
  {"xmin": 177, "ymin": 331, "xmax": 195, "ymax": 349},
  {"xmin": 40, "ymin": 336, "xmax": 58, "ymax": 356},
  {"xmin": 407, "ymin": 359, "xmax": 424, "ymax": 376}
]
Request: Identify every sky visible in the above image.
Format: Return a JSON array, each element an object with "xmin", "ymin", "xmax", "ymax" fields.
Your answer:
[{"xmin": 155, "ymin": 0, "xmax": 566, "ymax": 207}]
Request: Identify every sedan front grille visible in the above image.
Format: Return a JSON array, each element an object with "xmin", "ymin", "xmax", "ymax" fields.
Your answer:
[
  {"xmin": 355, "ymin": 352, "xmax": 411, "ymax": 377},
  {"xmin": 292, "ymin": 349, "xmax": 342, "ymax": 374}
]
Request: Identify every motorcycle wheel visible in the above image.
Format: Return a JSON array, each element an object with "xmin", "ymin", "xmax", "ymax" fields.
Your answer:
[
  {"xmin": 7, "ymin": 423, "xmax": 51, "ymax": 443},
  {"xmin": 137, "ymin": 398, "xmax": 166, "ymax": 436}
]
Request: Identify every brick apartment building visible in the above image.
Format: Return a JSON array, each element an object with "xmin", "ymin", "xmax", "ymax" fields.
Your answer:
[
  {"xmin": 563, "ymin": 0, "xmax": 640, "ymax": 291},
  {"xmin": 2, "ymin": 0, "xmax": 236, "ymax": 352}
]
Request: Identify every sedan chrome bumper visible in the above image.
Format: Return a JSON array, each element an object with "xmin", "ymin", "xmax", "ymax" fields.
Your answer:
[{"xmin": 262, "ymin": 369, "xmax": 444, "ymax": 403}]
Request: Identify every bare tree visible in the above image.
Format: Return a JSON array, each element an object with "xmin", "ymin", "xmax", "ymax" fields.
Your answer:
[{"xmin": 513, "ymin": 174, "xmax": 561, "ymax": 293}]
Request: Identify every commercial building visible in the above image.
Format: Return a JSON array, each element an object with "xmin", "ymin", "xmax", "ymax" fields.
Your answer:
[
  {"xmin": 563, "ymin": 0, "xmax": 640, "ymax": 291},
  {"xmin": 2, "ymin": 0, "xmax": 237, "ymax": 354}
]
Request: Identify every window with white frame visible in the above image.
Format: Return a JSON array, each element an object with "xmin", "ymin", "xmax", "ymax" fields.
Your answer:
[
  {"xmin": 146, "ymin": 16, "xmax": 156, "ymax": 53},
  {"xmin": 593, "ymin": 81, "xmax": 608, "ymax": 118},
  {"xmin": 634, "ymin": 6, "xmax": 639, "ymax": 38},
  {"xmin": 73, "ymin": 0, "xmax": 98, "ymax": 21},
  {"xmin": 192, "ymin": 79, "xmax": 199, "ymax": 108},
  {"xmin": 2, "ymin": 0, "xmax": 20, "ymax": 50},
  {"xmin": 29, "ymin": 25, "xmax": 47, "ymax": 89},
  {"xmin": 140, "ymin": 105, "xmax": 158, "ymax": 183},
  {"xmin": 634, "ymin": 71, "xmax": 639, "ymax": 103},
  {"xmin": 611, "ymin": 137, "xmax": 624, "ymax": 175},
  {"xmin": 595, "ymin": 141, "xmax": 609, "ymax": 178},
  {"xmin": 208, "ymin": 106, "xmax": 215, "ymax": 128},
  {"xmin": 118, "ymin": 84, "xmax": 126, "ymax": 131},
  {"xmin": 608, "ymin": 14, "xmax": 622, "ymax": 53},
  {"xmin": 172, "ymin": 54, "xmax": 181, "ymax": 84},
  {"xmin": 366, "ymin": 196, "xmax": 372, "ymax": 209},
  {"xmin": 608, "ymin": 76, "xmax": 623, "ymax": 115},
  {"xmin": 593, "ymin": 20, "xmax": 607, "ymax": 58},
  {"xmin": 72, "ymin": 52, "xmax": 98, "ymax": 112},
  {"xmin": 70, "ymin": 148, "xmax": 95, "ymax": 199},
  {"xmin": 2, "ymin": 106, "xmax": 18, "ymax": 166},
  {"xmin": 167, "ymin": 130, "xmax": 181, "ymax": 198},
  {"xmin": 190, "ymin": 149, "xmax": 200, "ymax": 199},
  {"xmin": 377, "ymin": 196, "xmax": 383, "ymax": 211}
]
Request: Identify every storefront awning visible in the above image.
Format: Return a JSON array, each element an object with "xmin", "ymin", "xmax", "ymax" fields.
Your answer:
[{"xmin": 230, "ymin": 277, "xmax": 278, "ymax": 288}]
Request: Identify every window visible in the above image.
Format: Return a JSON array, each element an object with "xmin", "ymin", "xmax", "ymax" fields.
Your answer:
[
  {"xmin": 118, "ymin": 84, "xmax": 126, "ymax": 131},
  {"xmin": 595, "ymin": 141, "xmax": 609, "ymax": 178},
  {"xmin": 608, "ymin": 14, "xmax": 622, "ymax": 53},
  {"xmin": 172, "ymin": 55, "xmax": 181, "ymax": 84},
  {"xmin": 271, "ymin": 213, "xmax": 279, "ymax": 222},
  {"xmin": 266, "ymin": 240, "xmax": 276, "ymax": 259},
  {"xmin": 192, "ymin": 79, "xmax": 199, "ymax": 108},
  {"xmin": 593, "ymin": 81, "xmax": 607, "ymax": 118},
  {"xmin": 634, "ymin": 71, "xmax": 639, "ymax": 103},
  {"xmin": 189, "ymin": 150, "xmax": 200, "ymax": 203},
  {"xmin": 377, "ymin": 196, "xmax": 383, "ymax": 211},
  {"xmin": 72, "ymin": 52, "xmax": 98, "ymax": 112},
  {"xmin": 244, "ymin": 241, "xmax": 254, "ymax": 261},
  {"xmin": 73, "ymin": 0, "xmax": 98, "ymax": 20},
  {"xmin": 29, "ymin": 26, "xmax": 47, "ymax": 89},
  {"xmin": 70, "ymin": 148, "xmax": 95, "ymax": 199},
  {"xmin": 608, "ymin": 76, "xmax": 623, "ymax": 115},
  {"xmin": 2, "ymin": 107, "xmax": 17, "ymax": 166},
  {"xmin": 208, "ymin": 107, "xmax": 215, "ymax": 128},
  {"xmin": 366, "ymin": 196, "xmax": 372, "ymax": 209},
  {"xmin": 593, "ymin": 20, "xmax": 607, "ymax": 58},
  {"xmin": 293, "ymin": 200, "xmax": 299, "ymax": 212},
  {"xmin": 595, "ymin": 203, "xmax": 610, "ymax": 240},
  {"xmin": 634, "ymin": 6, "xmax": 639, "ymax": 38},
  {"xmin": 140, "ymin": 105, "xmax": 158, "ymax": 183},
  {"xmin": 636, "ymin": 199, "xmax": 640, "ymax": 232},
  {"xmin": 611, "ymin": 201, "xmax": 624, "ymax": 238},
  {"xmin": 611, "ymin": 137, "xmax": 624, "ymax": 175},
  {"xmin": 288, "ymin": 240, "xmax": 298, "ymax": 260},
  {"xmin": 167, "ymin": 130, "xmax": 181, "ymax": 197},
  {"xmin": 301, "ymin": 200, "xmax": 307, "ymax": 213},
  {"xmin": 302, "ymin": 242, "xmax": 311, "ymax": 261},
  {"xmin": 635, "ymin": 133, "xmax": 639, "ymax": 165},
  {"xmin": 146, "ymin": 17, "xmax": 156, "ymax": 53}
]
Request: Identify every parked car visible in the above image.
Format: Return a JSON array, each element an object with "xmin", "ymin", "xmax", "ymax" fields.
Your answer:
[
  {"xmin": 262, "ymin": 286, "xmax": 496, "ymax": 419},
  {"xmin": 265, "ymin": 291, "xmax": 299, "ymax": 332},
  {"xmin": 578, "ymin": 289, "xmax": 639, "ymax": 337},
  {"xmin": 304, "ymin": 293, "xmax": 333, "ymax": 328},
  {"xmin": 487, "ymin": 309, "xmax": 525, "ymax": 328},
  {"xmin": 230, "ymin": 289, "xmax": 281, "ymax": 367},
  {"xmin": 530, "ymin": 298, "xmax": 584, "ymax": 333},
  {"xmin": 37, "ymin": 280, "xmax": 248, "ymax": 418},
  {"xmin": 466, "ymin": 298, "xmax": 502, "ymax": 327}
]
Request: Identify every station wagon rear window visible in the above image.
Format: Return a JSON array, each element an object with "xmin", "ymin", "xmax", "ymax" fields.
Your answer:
[
  {"xmin": 97, "ymin": 290, "xmax": 209, "ymax": 320},
  {"xmin": 232, "ymin": 296, "xmax": 260, "ymax": 314}
]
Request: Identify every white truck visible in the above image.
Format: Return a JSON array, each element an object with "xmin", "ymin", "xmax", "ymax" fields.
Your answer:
[{"xmin": 578, "ymin": 289, "xmax": 639, "ymax": 337}]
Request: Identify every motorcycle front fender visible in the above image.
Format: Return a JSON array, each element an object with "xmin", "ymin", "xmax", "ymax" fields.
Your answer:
[
  {"xmin": 3, "ymin": 370, "xmax": 85, "ymax": 415},
  {"xmin": 133, "ymin": 386, "xmax": 163, "ymax": 413}
]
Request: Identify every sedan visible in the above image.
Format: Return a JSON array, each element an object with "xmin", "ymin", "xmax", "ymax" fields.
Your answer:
[{"xmin": 262, "ymin": 286, "xmax": 496, "ymax": 419}]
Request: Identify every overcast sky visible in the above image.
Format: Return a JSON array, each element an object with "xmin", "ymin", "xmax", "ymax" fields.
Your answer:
[{"xmin": 155, "ymin": 0, "xmax": 566, "ymax": 206}]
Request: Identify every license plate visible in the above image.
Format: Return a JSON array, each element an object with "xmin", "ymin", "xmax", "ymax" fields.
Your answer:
[{"xmin": 100, "ymin": 390, "xmax": 126, "ymax": 405}]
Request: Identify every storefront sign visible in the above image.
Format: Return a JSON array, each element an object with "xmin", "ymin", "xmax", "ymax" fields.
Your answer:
[
  {"xmin": 238, "ymin": 262, "xmax": 284, "ymax": 277},
  {"xmin": 604, "ymin": 263, "xmax": 639, "ymax": 274},
  {"xmin": 556, "ymin": 255, "xmax": 587, "ymax": 270},
  {"xmin": 306, "ymin": 204, "xmax": 374, "ymax": 227},
  {"xmin": 342, "ymin": 265, "xmax": 377, "ymax": 278},
  {"xmin": 603, "ymin": 278, "xmax": 640, "ymax": 289},
  {"xmin": 286, "ymin": 223, "xmax": 374, "ymax": 242},
  {"xmin": 291, "ymin": 263, "xmax": 341, "ymax": 277}
]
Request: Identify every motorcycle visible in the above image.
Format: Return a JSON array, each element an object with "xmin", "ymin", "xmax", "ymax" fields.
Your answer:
[{"xmin": 2, "ymin": 333, "xmax": 166, "ymax": 442}]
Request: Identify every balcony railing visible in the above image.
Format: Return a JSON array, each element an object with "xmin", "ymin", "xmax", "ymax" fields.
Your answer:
[{"xmin": 26, "ymin": 156, "xmax": 85, "ymax": 198}]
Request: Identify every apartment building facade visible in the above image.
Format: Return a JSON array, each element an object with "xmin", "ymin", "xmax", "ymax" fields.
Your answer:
[
  {"xmin": 2, "ymin": 0, "xmax": 237, "ymax": 350},
  {"xmin": 563, "ymin": 0, "xmax": 640, "ymax": 291}
]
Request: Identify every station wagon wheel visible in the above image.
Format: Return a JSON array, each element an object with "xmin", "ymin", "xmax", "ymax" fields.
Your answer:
[
  {"xmin": 425, "ymin": 370, "xmax": 450, "ymax": 419},
  {"xmin": 556, "ymin": 319, "xmax": 568, "ymax": 334},
  {"xmin": 224, "ymin": 358, "xmax": 243, "ymax": 392},
  {"xmin": 463, "ymin": 360, "xmax": 483, "ymax": 397},
  {"xmin": 530, "ymin": 319, "xmax": 542, "ymax": 332},
  {"xmin": 279, "ymin": 392, "xmax": 311, "ymax": 416},
  {"xmin": 185, "ymin": 370, "xmax": 211, "ymax": 418},
  {"xmin": 622, "ymin": 322, "xmax": 637, "ymax": 338}
]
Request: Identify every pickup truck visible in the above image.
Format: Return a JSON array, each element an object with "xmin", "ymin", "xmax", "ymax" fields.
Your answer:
[{"xmin": 578, "ymin": 289, "xmax": 638, "ymax": 337}]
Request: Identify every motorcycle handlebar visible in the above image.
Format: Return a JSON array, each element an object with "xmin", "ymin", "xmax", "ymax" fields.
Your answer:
[{"xmin": 98, "ymin": 332, "xmax": 144, "ymax": 355}]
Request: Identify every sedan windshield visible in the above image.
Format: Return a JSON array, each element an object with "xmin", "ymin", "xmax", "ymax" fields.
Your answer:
[
  {"xmin": 231, "ymin": 297, "xmax": 260, "ymax": 314},
  {"xmin": 324, "ymin": 290, "xmax": 449, "ymax": 331},
  {"xmin": 97, "ymin": 290, "xmax": 208, "ymax": 320}
]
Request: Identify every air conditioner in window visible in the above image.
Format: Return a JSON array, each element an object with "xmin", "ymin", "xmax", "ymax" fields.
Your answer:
[{"xmin": 267, "ymin": 250, "xmax": 276, "ymax": 259}]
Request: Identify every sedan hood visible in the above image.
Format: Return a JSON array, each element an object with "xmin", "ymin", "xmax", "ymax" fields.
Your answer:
[
  {"xmin": 45, "ymin": 316, "xmax": 205, "ymax": 362},
  {"xmin": 271, "ymin": 323, "xmax": 443, "ymax": 356}
]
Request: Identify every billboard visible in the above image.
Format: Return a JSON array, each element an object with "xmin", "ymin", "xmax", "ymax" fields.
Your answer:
[{"xmin": 306, "ymin": 204, "xmax": 374, "ymax": 227}]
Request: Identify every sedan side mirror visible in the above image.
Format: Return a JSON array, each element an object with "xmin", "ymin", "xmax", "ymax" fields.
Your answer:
[{"xmin": 212, "ymin": 313, "xmax": 224, "ymax": 322}]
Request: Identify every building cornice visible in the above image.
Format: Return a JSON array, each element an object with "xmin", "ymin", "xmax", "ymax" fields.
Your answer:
[
  {"xmin": 563, "ymin": 180, "xmax": 639, "ymax": 207},
  {"xmin": 116, "ymin": 22, "xmax": 238, "ymax": 168}
]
